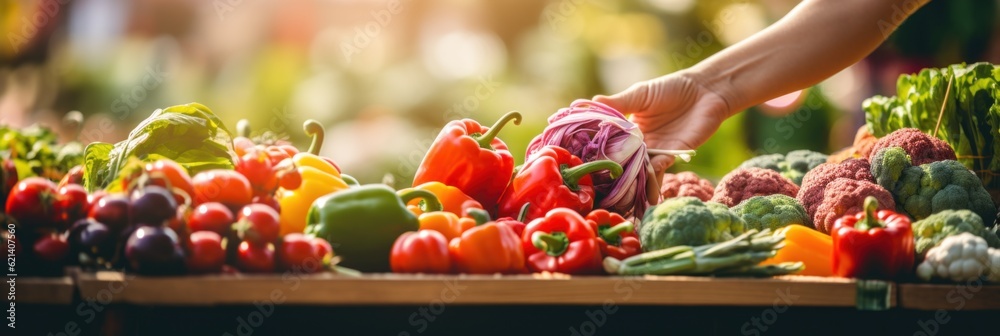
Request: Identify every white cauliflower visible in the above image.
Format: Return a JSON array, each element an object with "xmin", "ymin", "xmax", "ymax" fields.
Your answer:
[{"xmin": 916, "ymin": 232, "xmax": 991, "ymax": 282}]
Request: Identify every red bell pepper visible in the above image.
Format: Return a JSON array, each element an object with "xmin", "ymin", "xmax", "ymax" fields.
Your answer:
[
  {"xmin": 831, "ymin": 196, "xmax": 915, "ymax": 280},
  {"xmin": 493, "ymin": 203, "xmax": 530, "ymax": 237},
  {"xmin": 585, "ymin": 209, "xmax": 641, "ymax": 259},
  {"xmin": 522, "ymin": 208, "xmax": 603, "ymax": 274},
  {"xmin": 497, "ymin": 146, "xmax": 622, "ymax": 222},
  {"xmin": 449, "ymin": 209, "xmax": 525, "ymax": 274},
  {"xmin": 413, "ymin": 112, "xmax": 522, "ymax": 213},
  {"xmin": 390, "ymin": 230, "xmax": 452, "ymax": 274}
]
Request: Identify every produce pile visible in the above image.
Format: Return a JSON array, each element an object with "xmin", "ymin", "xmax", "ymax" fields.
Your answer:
[{"xmin": 3, "ymin": 64, "xmax": 1000, "ymax": 284}]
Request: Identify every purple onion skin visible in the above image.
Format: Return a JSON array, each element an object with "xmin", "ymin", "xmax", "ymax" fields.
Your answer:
[{"xmin": 527, "ymin": 99, "xmax": 654, "ymax": 218}]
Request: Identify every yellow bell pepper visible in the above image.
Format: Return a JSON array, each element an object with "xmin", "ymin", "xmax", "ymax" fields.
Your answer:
[
  {"xmin": 277, "ymin": 120, "xmax": 349, "ymax": 236},
  {"xmin": 761, "ymin": 225, "xmax": 833, "ymax": 277}
]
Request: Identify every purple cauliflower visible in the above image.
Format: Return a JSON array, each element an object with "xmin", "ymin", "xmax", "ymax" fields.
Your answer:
[
  {"xmin": 661, "ymin": 172, "xmax": 714, "ymax": 202},
  {"xmin": 711, "ymin": 168, "xmax": 799, "ymax": 207},
  {"xmin": 813, "ymin": 178, "xmax": 896, "ymax": 234},
  {"xmin": 867, "ymin": 128, "xmax": 956, "ymax": 166},
  {"xmin": 797, "ymin": 158, "xmax": 874, "ymax": 221}
]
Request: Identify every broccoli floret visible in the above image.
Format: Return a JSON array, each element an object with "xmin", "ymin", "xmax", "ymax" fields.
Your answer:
[
  {"xmin": 660, "ymin": 172, "xmax": 714, "ymax": 201},
  {"xmin": 712, "ymin": 167, "xmax": 799, "ymax": 207},
  {"xmin": 731, "ymin": 194, "xmax": 811, "ymax": 231},
  {"xmin": 868, "ymin": 128, "xmax": 956, "ymax": 166},
  {"xmin": 913, "ymin": 210, "xmax": 1000, "ymax": 257},
  {"xmin": 870, "ymin": 146, "xmax": 997, "ymax": 224},
  {"xmin": 738, "ymin": 150, "xmax": 827, "ymax": 185},
  {"xmin": 639, "ymin": 197, "xmax": 746, "ymax": 251}
]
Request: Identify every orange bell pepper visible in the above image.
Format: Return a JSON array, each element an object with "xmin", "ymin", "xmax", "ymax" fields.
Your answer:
[
  {"xmin": 761, "ymin": 225, "xmax": 833, "ymax": 277},
  {"xmin": 448, "ymin": 209, "xmax": 525, "ymax": 274},
  {"xmin": 417, "ymin": 212, "xmax": 476, "ymax": 241},
  {"xmin": 404, "ymin": 182, "xmax": 482, "ymax": 216}
]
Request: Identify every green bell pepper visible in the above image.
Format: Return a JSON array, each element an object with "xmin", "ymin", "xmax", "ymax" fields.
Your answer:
[{"xmin": 305, "ymin": 184, "xmax": 442, "ymax": 272}]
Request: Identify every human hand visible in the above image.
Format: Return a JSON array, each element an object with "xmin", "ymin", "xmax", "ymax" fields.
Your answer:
[{"xmin": 593, "ymin": 72, "xmax": 732, "ymax": 191}]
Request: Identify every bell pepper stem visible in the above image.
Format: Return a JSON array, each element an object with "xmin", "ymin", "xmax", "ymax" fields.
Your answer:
[
  {"xmin": 857, "ymin": 196, "xmax": 882, "ymax": 231},
  {"xmin": 601, "ymin": 222, "xmax": 634, "ymax": 243},
  {"xmin": 303, "ymin": 119, "xmax": 325, "ymax": 155},
  {"xmin": 397, "ymin": 189, "xmax": 443, "ymax": 213},
  {"xmin": 517, "ymin": 203, "xmax": 530, "ymax": 223},
  {"xmin": 561, "ymin": 160, "xmax": 623, "ymax": 190},
  {"xmin": 532, "ymin": 231, "xmax": 569, "ymax": 257},
  {"xmin": 465, "ymin": 208, "xmax": 491, "ymax": 226},
  {"xmin": 237, "ymin": 119, "xmax": 251, "ymax": 138},
  {"xmin": 340, "ymin": 174, "xmax": 360, "ymax": 186},
  {"xmin": 474, "ymin": 112, "xmax": 522, "ymax": 149}
]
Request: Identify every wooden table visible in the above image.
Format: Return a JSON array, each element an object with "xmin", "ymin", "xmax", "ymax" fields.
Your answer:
[
  {"xmin": 17, "ymin": 276, "xmax": 75, "ymax": 305},
  {"xmin": 897, "ymin": 281, "xmax": 1000, "ymax": 310},
  {"xmin": 75, "ymin": 272, "xmax": 889, "ymax": 308}
]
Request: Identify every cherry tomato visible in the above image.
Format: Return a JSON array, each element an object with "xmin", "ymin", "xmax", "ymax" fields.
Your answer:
[
  {"xmin": 265, "ymin": 147, "xmax": 291, "ymax": 164},
  {"xmin": 251, "ymin": 195, "xmax": 280, "ymax": 213},
  {"xmin": 236, "ymin": 151, "xmax": 277, "ymax": 195},
  {"xmin": 277, "ymin": 169, "xmax": 302, "ymax": 190},
  {"xmin": 55, "ymin": 184, "xmax": 89, "ymax": 229},
  {"xmin": 5, "ymin": 177, "xmax": 58, "ymax": 228},
  {"xmin": 276, "ymin": 145, "xmax": 299, "ymax": 158},
  {"xmin": 235, "ymin": 204, "xmax": 280, "ymax": 246},
  {"xmin": 236, "ymin": 241, "xmax": 274, "ymax": 273},
  {"xmin": 187, "ymin": 202, "xmax": 235, "ymax": 237},
  {"xmin": 391, "ymin": 230, "xmax": 451, "ymax": 274},
  {"xmin": 233, "ymin": 137, "xmax": 256, "ymax": 157},
  {"xmin": 312, "ymin": 237, "xmax": 333, "ymax": 262},
  {"xmin": 192, "ymin": 170, "xmax": 253, "ymax": 209},
  {"xmin": 145, "ymin": 160, "xmax": 196, "ymax": 206},
  {"xmin": 277, "ymin": 233, "xmax": 324, "ymax": 273},
  {"xmin": 85, "ymin": 190, "xmax": 107, "ymax": 217},
  {"xmin": 34, "ymin": 233, "xmax": 70, "ymax": 263},
  {"xmin": 186, "ymin": 231, "xmax": 226, "ymax": 274},
  {"xmin": 57, "ymin": 165, "xmax": 84, "ymax": 189}
]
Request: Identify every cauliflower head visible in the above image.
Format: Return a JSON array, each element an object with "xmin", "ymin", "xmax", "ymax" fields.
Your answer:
[
  {"xmin": 711, "ymin": 167, "xmax": 799, "ymax": 207},
  {"xmin": 660, "ymin": 172, "xmax": 714, "ymax": 202},
  {"xmin": 870, "ymin": 146, "xmax": 997, "ymax": 224},
  {"xmin": 916, "ymin": 232, "xmax": 990, "ymax": 282},
  {"xmin": 738, "ymin": 150, "xmax": 828, "ymax": 185},
  {"xmin": 913, "ymin": 210, "xmax": 1000, "ymax": 256},
  {"xmin": 639, "ymin": 197, "xmax": 746, "ymax": 251},
  {"xmin": 731, "ymin": 194, "xmax": 811, "ymax": 231}
]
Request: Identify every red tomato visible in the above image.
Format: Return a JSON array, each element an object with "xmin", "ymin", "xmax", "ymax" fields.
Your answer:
[
  {"xmin": 236, "ymin": 241, "xmax": 274, "ymax": 273},
  {"xmin": 312, "ymin": 237, "xmax": 333, "ymax": 262},
  {"xmin": 277, "ymin": 168, "xmax": 302, "ymax": 190},
  {"xmin": 277, "ymin": 233, "xmax": 324, "ymax": 273},
  {"xmin": 34, "ymin": 233, "xmax": 69, "ymax": 263},
  {"xmin": 186, "ymin": 231, "xmax": 226, "ymax": 274},
  {"xmin": 235, "ymin": 204, "xmax": 280, "ymax": 246},
  {"xmin": 250, "ymin": 195, "xmax": 280, "ymax": 213},
  {"xmin": 276, "ymin": 145, "xmax": 299, "ymax": 158},
  {"xmin": 55, "ymin": 184, "xmax": 89, "ymax": 229},
  {"xmin": 85, "ymin": 190, "xmax": 107, "ymax": 216},
  {"xmin": 265, "ymin": 147, "xmax": 291, "ymax": 164},
  {"xmin": 192, "ymin": 170, "xmax": 252, "ymax": 209},
  {"xmin": 391, "ymin": 230, "xmax": 452, "ymax": 274},
  {"xmin": 145, "ymin": 160, "xmax": 196, "ymax": 206},
  {"xmin": 57, "ymin": 165, "xmax": 84, "ymax": 189},
  {"xmin": 237, "ymin": 151, "xmax": 277, "ymax": 195},
  {"xmin": 5, "ymin": 177, "xmax": 58, "ymax": 228},
  {"xmin": 187, "ymin": 202, "xmax": 235, "ymax": 237},
  {"xmin": 233, "ymin": 137, "xmax": 256, "ymax": 157}
]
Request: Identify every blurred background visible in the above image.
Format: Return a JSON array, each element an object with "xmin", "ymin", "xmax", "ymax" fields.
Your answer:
[{"xmin": 1, "ymin": 0, "xmax": 998, "ymax": 184}]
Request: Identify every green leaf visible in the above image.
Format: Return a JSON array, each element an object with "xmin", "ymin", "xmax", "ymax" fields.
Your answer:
[
  {"xmin": 83, "ymin": 142, "xmax": 114, "ymax": 192},
  {"xmin": 81, "ymin": 102, "xmax": 236, "ymax": 191}
]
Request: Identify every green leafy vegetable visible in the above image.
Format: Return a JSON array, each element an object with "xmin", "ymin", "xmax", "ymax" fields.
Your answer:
[
  {"xmin": 83, "ymin": 102, "xmax": 236, "ymax": 191},
  {"xmin": 0, "ymin": 124, "xmax": 84, "ymax": 180},
  {"xmin": 864, "ymin": 62, "xmax": 1000, "ymax": 199}
]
